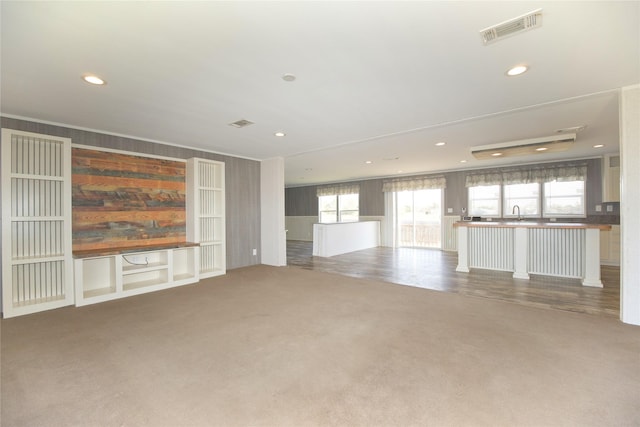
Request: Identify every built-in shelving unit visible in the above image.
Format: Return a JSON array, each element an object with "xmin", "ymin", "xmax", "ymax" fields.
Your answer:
[
  {"xmin": 74, "ymin": 246, "xmax": 199, "ymax": 306},
  {"xmin": 187, "ymin": 158, "xmax": 226, "ymax": 278},
  {"xmin": 1, "ymin": 129, "xmax": 74, "ymax": 318}
]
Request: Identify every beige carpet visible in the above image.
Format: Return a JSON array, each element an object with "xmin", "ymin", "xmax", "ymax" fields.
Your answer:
[{"xmin": 1, "ymin": 265, "xmax": 639, "ymax": 427}]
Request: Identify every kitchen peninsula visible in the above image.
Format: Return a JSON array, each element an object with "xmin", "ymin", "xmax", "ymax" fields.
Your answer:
[{"xmin": 455, "ymin": 221, "xmax": 611, "ymax": 287}]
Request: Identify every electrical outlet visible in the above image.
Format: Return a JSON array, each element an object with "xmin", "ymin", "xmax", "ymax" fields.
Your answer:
[
  {"xmin": 447, "ymin": 208, "xmax": 453, "ymax": 213},
  {"xmin": 606, "ymin": 205, "xmax": 613, "ymax": 212},
  {"xmin": 252, "ymin": 248, "xmax": 257, "ymax": 256},
  {"xmin": 595, "ymin": 205, "xmax": 602, "ymax": 212}
]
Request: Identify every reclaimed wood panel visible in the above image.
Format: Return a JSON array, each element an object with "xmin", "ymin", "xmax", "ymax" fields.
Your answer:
[{"xmin": 72, "ymin": 148, "xmax": 186, "ymax": 251}]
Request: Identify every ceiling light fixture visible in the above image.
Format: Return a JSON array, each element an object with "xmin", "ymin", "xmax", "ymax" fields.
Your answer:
[
  {"xmin": 82, "ymin": 74, "xmax": 106, "ymax": 85},
  {"xmin": 557, "ymin": 125, "xmax": 587, "ymax": 133},
  {"xmin": 593, "ymin": 144, "xmax": 605, "ymax": 148},
  {"xmin": 506, "ymin": 65, "xmax": 528, "ymax": 76},
  {"xmin": 365, "ymin": 160, "xmax": 372, "ymax": 164},
  {"xmin": 282, "ymin": 74, "xmax": 296, "ymax": 82},
  {"xmin": 535, "ymin": 147, "xmax": 548, "ymax": 151},
  {"xmin": 471, "ymin": 134, "xmax": 576, "ymax": 160},
  {"xmin": 435, "ymin": 142, "xmax": 446, "ymax": 146},
  {"xmin": 460, "ymin": 160, "xmax": 468, "ymax": 163},
  {"xmin": 274, "ymin": 132, "xmax": 286, "ymax": 137}
]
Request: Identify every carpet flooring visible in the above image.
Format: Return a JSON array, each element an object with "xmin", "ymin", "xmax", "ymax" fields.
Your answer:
[{"xmin": 2, "ymin": 265, "xmax": 639, "ymax": 426}]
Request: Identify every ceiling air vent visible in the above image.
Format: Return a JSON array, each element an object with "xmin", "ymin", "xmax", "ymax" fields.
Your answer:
[
  {"xmin": 480, "ymin": 9, "xmax": 542, "ymax": 45},
  {"xmin": 228, "ymin": 119, "xmax": 254, "ymax": 128}
]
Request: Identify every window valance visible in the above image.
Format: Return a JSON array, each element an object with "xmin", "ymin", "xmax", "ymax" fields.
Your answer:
[
  {"xmin": 382, "ymin": 175, "xmax": 446, "ymax": 192},
  {"xmin": 465, "ymin": 162, "xmax": 587, "ymax": 187},
  {"xmin": 316, "ymin": 183, "xmax": 360, "ymax": 197}
]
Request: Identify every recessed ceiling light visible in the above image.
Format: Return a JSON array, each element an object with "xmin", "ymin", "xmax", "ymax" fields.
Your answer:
[
  {"xmin": 506, "ymin": 65, "xmax": 528, "ymax": 76},
  {"xmin": 492, "ymin": 152, "xmax": 503, "ymax": 157},
  {"xmin": 82, "ymin": 74, "xmax": 106, "ymax": 85},
  {"xmin": 460, "ymin": 160, "xmax": 468, "ymax": 163},
  {"xmin": 305, "ymin": 168, "xmax": 313, "ymax": 171},
  {"xmin": 435, "ymin": 142, "xmax": 446, "ymax": 146},
  {"xmin": 397, "ymin": 170, "xmax": 404, "ymax": 174},
  {"xmin": 282, "ymin": 74, "xmax": 296, "ymax": 82},
  {"xmin": 274, "ymin": 132, "xmax": 286, "ymax": 137},
  {"xmin": 535, "ymin": 147, "xmax": 548, "ymax": 151},
  {"xmin": 593, "ymin": 144, "xmax": 605, "ymax": 148},
  {"xmin": 365, "ymin": 160, "xmax": 372, "ymax": 164}
]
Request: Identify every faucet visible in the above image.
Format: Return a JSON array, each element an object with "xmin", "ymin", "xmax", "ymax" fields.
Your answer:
[{"xmin": 512, "ymin": 205, "xmax": 522, "ymax": 221}]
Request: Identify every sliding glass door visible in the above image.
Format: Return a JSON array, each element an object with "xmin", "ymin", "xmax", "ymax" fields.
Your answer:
[{"xmin": 395, "ymin": 189, "xmax": 442, "ymax": 248}]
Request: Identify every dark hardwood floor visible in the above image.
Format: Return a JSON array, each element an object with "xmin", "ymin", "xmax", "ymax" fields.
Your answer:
[{"xmin": 286, "ymin": 240, "xmax": 620, "ymax": 318}]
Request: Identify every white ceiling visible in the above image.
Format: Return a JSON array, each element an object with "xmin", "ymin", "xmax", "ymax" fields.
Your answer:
[{"xmin": 2, "ymin": 1, "xmax": 638, "ymax": 186}]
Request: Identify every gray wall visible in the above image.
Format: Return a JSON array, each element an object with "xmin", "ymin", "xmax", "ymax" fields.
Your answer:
[
  {"xmin": 286, "ymin": 158, "xmax": 620, "ymax": 223},
  {"xmin": 1, "ymin": 116, "xmax": 261, "ymax": 270},
  {"xmin": 284, "ymin": 178, "xmax": 385, "ymax": 217}
]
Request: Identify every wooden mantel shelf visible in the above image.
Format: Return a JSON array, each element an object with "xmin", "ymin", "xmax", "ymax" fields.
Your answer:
[{"xmin": 73, "ymin": 242, "xmax": 199, "ymax": 259}]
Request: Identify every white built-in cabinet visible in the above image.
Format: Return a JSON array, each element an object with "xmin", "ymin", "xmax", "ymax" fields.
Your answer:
[
  {"xmin": 602, "ymin": 154, "xmax": 620, "ymax": 203},
  {"xmin": 74, "ymin": 246, "xmax": 199, "ymax": 306},
  {"xmin": 1, "ymin": 129, "xmax": 74, "ymax": 318},
  {"xmin": 600, "ymin": 224, "xmax": 621, "ymax": 266},
  {"xmin": 187, "ymin": 158, "xmax": 226, "ymax": 278}
]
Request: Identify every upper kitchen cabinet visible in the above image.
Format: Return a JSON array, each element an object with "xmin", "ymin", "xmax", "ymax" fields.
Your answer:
[{"xmin": 602, "ymin": 154, "xmax": 620, "ymax": 203}]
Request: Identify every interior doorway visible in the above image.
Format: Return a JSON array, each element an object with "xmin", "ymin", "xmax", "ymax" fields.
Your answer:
[{"xmin": 395, "ymin": 189, "xmax": 442, "ymax": 248}]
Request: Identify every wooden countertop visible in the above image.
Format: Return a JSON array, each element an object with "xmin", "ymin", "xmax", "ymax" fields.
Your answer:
[
  {"xmin": 73, "ymin": 242, "xmax": 200, "ymax": 258},
  {"xmin": 454, "ymin": 221, "xmax": 611, "ymax": 230}
]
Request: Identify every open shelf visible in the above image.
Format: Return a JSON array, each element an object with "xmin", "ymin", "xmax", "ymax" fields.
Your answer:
[
  {"xmin": 173, "ymin": 247, "xmax": 197, "ymax": 282},
  {"xmin": 123, "ymin": 272, "xmax": 169, "ymax": 291},
  {"xmin": 121, "ymin": 251, "xmax": 169, "ymax": 274}
]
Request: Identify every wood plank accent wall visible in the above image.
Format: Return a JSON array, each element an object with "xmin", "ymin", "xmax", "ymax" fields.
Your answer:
[
  {"xmin": 1, "ymin": 117, "xmax": 261, "ymax": 269},
  {"xmin": 71, "ymin": 147, "xmax": 186, "ymax": 251}
]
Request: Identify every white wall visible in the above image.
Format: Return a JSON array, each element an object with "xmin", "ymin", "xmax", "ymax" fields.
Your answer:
[
  {"xmin": 285, "ymin": 216, "xmax": 316, "ymax": 241},
  {"xmin": 285, "ymin": 215, "xmax": 388, "ymax": 245},
  {"xmin": 620, "ymin": 85, "xmax": 640, "ymax": 326},
  {"xmin": 260, "ymin": 157, "xmax": 286, "ymax": 266}
]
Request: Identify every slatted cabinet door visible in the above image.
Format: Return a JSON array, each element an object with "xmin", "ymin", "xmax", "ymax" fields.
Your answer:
[
  {"xmin": 186, "ymin": 158, "xmax": 226, "ymax": 278},
  {"xmin": 1, "ymin": 129, "xmax": 74, "ymax": 318}
]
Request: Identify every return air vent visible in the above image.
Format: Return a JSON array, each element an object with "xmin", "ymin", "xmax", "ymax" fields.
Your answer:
[
  {"xmin": 471, "ymin": 133, "xmax": 576, "ymax": 160},
  {"xmin": 228, "ymin": 119, "xmax": 254, "ymax": 128},
  {"xmin": 480, "ymin": 9, "xmax": 542, "ymax": 45}
]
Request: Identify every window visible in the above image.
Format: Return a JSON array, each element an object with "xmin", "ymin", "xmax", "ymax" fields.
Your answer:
[
  {"xmin": 318, "ymin": 195, "xmax": 338, "ymax": 223},
  {"xmin": 318, "ymin": 193, "xmax": 359, "ymax": 223},
  {"xmin": 467, "ymin": 164, "xmax": 587, "ymax": 219},
  {"xmin": 543, "ymin": 180, "xmax": 585, "ymax": 217},
  {"xmin": 503, "ymin": 183, "xmax": 540, "ymax": 217},
  {"xmin": 468, "ymin": 185, "xmax": 500, "ymax": 217}
]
